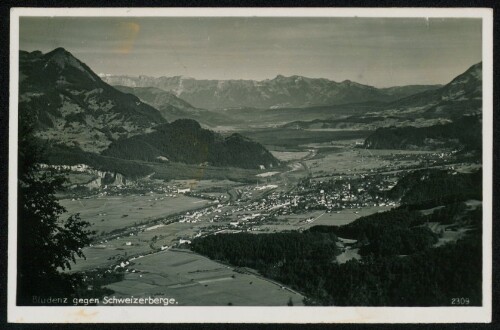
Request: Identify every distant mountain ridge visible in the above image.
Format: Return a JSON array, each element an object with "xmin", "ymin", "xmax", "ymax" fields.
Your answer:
[
  {"xmin": 113, "ymin": 85, "xmax": 232, "ymax": 127},
  {"xmin": 282, "ymin": 62, "xmax": 482, "ymax": 130},
  {"xmin": 113, "ymin": 85, "xmax": 196, "ymax": 112},
  {"xmin": 100, "ymin": 74, "xmax": 442, "ymax": 110}
]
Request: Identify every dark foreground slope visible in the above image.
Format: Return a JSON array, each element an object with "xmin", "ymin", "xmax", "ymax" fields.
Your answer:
[{"xmin": 102, "ymin": 119, "xmax": 280, "ymax": 169}]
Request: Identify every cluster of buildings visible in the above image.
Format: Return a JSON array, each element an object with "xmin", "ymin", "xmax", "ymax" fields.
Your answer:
[{"xmin": 296, "ymin": 174, "xmax": 399, "ymax": 210}]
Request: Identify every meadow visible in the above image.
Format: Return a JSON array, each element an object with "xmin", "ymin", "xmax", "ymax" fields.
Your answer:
[
  {"xmin": 149, "ymin": 160, "xmax": 263, "ymax": 182},
  {"xmin": 104, "ymin": 249, "xmax": 304, "ymax": 306},
  {"xmin": 270, "ymin": 150, "xmax": 311, "ymax": 161},
  {"xmin": 258, "ymin": 207, "xmax": 391, "ymax": 232},
  {"xmin": 306, "ymin": 148, "xmax": 437, "ymax": 176},
  {"xmin": 240, "ymin": 128, "xmax": 371, "ymax": 148},
  {"xmin": 60, "ymin": 193, "xmax": 211, "ymax": 234}
]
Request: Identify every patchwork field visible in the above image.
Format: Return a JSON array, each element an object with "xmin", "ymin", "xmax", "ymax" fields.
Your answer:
[
  {"xmin": 270, "ymin": 150, "xmax": 311, "ymax": 161},
  {"xmin": 305, "ymin": 206, "xmax": 393, "ymax": 226},
  {"xmin": 104, "ymin": 249, "xmax": 304, "ymax": 306},
  {"xmin": 259, "ymin": 206, "xmax": 392, "ymax": 232},
  {"xmin": 171, "ymin": 179, "xmax": 242, "ymax": 191},
  {"xmin": 70, "ymin": 220, "xmax": 219, "ymax": 272},
  {"xmin": 240, "ymin": 128, "xmax": 371, "ymax": 148},
  {"xmin": 306, "ymin": 148, "xmax": 436, "ymax": 175},
  {"xmin": 149, "ymin": 161, "xmax": 262, "ymax": 181}
]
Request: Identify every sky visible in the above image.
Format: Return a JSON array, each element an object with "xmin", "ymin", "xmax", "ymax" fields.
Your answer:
[{"xmin": 19, "ymin": 17, "xmax": 482, "ymax": 87}]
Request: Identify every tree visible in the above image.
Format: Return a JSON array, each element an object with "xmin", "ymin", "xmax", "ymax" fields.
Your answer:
[{"xmin": 17, "ymin": 113, "xmax": 94, "ymax": 305}]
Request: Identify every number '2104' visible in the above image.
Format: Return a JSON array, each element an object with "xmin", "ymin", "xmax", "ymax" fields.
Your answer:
[{"xmin": 451, "ymin": 298, "xmax": 470, "ymax": 305}]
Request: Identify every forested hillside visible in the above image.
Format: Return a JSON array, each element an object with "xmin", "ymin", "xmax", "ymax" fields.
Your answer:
[
  {"xmin": 102, "ymin": 119, "xmax": 280, "ymax": 169},
  {"xmin": 364, "ymin": 115, "xmax": 481, "ymax": 150},
  {"xmin": 387, "ymin": 169, "xmax": 482, "ymax": 207}
]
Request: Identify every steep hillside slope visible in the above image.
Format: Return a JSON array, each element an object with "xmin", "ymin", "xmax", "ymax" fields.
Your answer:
[
  {"xmin": 386, "ymin": 62, "xmax": 482, "ymax": 118},
  {"xmin": 19, "ymin": 48, "xmax": 166, "ymax": 152},
  {"xmin": 102, "ymin": 119, "xmax": 280, "ymax": 169},
  {"xmin": 361, "ymin": 63, "xmax": 483, "ymax": 151},
  {"xmin": 363, "ymin": 115, "xmax": 481, "ymax": 151}
]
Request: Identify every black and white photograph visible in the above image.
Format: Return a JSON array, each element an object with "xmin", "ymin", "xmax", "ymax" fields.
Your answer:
[{"xmin": 7, "ymin": 7, "xmax": 493, "ymax": 323}]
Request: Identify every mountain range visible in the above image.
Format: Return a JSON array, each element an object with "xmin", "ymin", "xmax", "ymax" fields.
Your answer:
[
  {"xmin": 361, "ymin": 63, "xmax": 482, "ymax": 151},
  {"xmin": 19, "ymin": 48, "xmax": 279, "ymax": 169},
  {"xmin": 283, "ymin": 62, "xmax": 482, "ymax": 130},
  {"xmin": 100, "ymin": 74, "xmax": 442, "ymax": 110},
  {"xmin": 19, "ymin": 47, "xmax": 481, "ymax": 171}
]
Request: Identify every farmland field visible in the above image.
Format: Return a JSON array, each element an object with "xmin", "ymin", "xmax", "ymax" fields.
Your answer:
[
  {"xmin": 306, "ymin": 148, "xmax": 437, "ymax": 175},
  {"xmin": 70, "ymin": 220, "xmax": 219, "ymax": 272},
  {"xmin": 148, "ymin": 161, "xmax": 263, "ymax": 181},
  {"xmin": 60, "ymin": 194, "xmax": 211, "ymax": 234},
  {"xmin": 240, "ymin": 128, "xmax": 372, "ymax": 148},
  {"xmin": 171, "ymin": 179, "xmax": 242, "ymax": 191},
  {"xmin": 104, "ymin": 249, "xmax": 304, "ymax": 306},
  {"xmin": 270, "ymin": 150, "xmax": 311, "ymax": 161},
  {"xmin": 303, "ymin": 206, "xmax": 394, "ymax": 226},
  {"xmin": 261, "ymin": 207, "xmax": 392, "ymax": 232}
]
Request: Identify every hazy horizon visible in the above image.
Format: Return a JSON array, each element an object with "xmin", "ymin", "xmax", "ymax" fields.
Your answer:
[{"xmin": 20, "ymin": 17, "xmax": 482, "ymax": 88}]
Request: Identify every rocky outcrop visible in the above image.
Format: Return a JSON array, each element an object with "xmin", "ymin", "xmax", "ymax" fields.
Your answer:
[{"xmin": 41, "ymin": 163, "xmax": 127, "ymax": 190}]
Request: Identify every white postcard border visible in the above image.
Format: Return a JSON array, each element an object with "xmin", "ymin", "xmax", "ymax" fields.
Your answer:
[{"xmin": 8, "ymin": 7, "xmax": 493, "ymax": 323}]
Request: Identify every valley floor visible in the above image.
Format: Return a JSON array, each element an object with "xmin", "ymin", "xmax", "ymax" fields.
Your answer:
[{"xmin": 61, "ymin": 134, "xmax": 481, "ymax": 306}]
